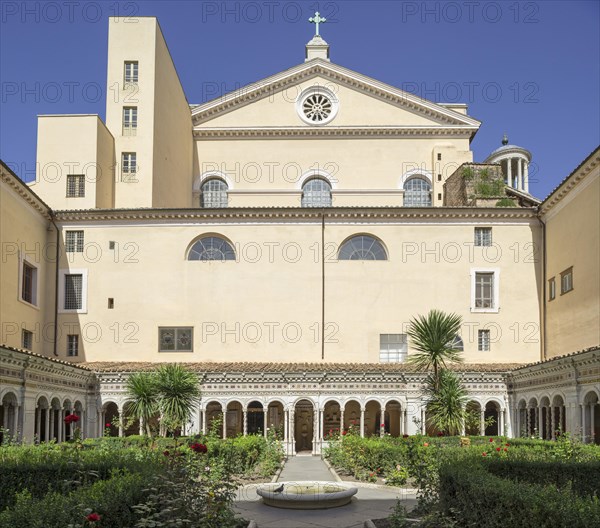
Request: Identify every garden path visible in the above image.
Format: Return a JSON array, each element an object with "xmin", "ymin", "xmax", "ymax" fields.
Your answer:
[{"xmin": 233, "ymin": 455, "xmax": 417, "ymax": 528}]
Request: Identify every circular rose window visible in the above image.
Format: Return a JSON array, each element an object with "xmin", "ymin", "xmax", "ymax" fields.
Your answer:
[{"xmin": 297, "ymin": 87, "xmax": 339, "ymax": 125}]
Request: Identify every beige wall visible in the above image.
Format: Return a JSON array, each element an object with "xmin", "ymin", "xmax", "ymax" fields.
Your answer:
[
  {"xmin": 32, "ymin": 115, "xmax": 114, "ymax": 210},
  {"xmin": 51, "ymin": 213, "xmax": 541, "ymax": 365},
  {"xmin": 544, "ymin": 161, "xmax": 600, "ymax": 358},
  {"xmin": 0, "ymin": 166, "xmax": 54, "ymax": 355}
]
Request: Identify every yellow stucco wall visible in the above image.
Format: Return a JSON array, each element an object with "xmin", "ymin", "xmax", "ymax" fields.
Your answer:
[{"xmin": 544, "ymin": 163, "xmax": 600, "ymax": 358}]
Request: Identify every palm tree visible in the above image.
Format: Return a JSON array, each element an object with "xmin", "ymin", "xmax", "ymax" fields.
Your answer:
[
  {"xmin": 155, "ymin": 364, "xmax": 201, "ymax": 437},
  {"xmin": 423, "ymin": 369, "xmax": 468, "ymax": 436},
  {"xmin": 125, "ymin": 371, "xmax": 158, "ymax": 437},
  {"xmin": 406, "ymin": 309, "xmax": 463, "ymax": 390}
]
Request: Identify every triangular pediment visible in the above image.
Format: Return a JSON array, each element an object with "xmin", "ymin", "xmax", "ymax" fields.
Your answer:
[{"xmin": 191, "ymin": 59, "xmax": 481, "ymax": 133}]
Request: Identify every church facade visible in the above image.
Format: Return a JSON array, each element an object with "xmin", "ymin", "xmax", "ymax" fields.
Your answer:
[{"xmin": 1, "ymin": 17, "xmax": 598, "ymax": 452}]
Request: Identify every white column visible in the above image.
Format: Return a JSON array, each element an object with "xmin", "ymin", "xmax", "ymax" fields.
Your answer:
[
  {"xmin": 44, "ymin": 408, "xmax": 50, "ymax": 442},
  {"xmin": 403, "ymin": 409, "xmax": 408, "ymax": 435},
  {"xmin": 537, "ymin": 406, "xmax": 543, "ymax": 438},
  {"xmin": 243, "ymin": 410, "xmax": 247, "ymax": 436},
  {"xmin": 58, "ymin": 410, "xmax": 64, "ymax": 442},
  {"xmin": 507, "ymin": 158, "xmax": 513, "ymax": 188},
  {"xmin": 591, "ymin": 404, "xmax": 596, "ymax": 444},
  {"xmin": 517, "ymin": 158, "xmax": 523, "ymax": 190},
  {"xmin": 263, "ymin": 410, "xmax": 268, "ymax": 438},
  {"xmin": 201, "ymin": 410, "xmax": 207, "ymax": 435},
  {"xmin": 524, "ymin": 162, "xmax": 529, "ymax": 193},
  {"xmin": 340, "ymin": 409, "xmax": 345, "ymax": 434},
  {"xmin": 284, "ymin": 410, "xmax": 288, "ymax": 442},
  {"xmin": 289, "ymin": 409, "xmax": 295, "ymax": 454},
  {"xmin": 380, "ymin": 404, "xmax": 385, "ymax": 437},
  {"xmin": 480, "ymin": 409, "xmax": 485, "ymax": 436},
  {"xmin": 13, "ymin": 405, "xmax": 20, "ymax": 441},
  {"xmin": 118, "ymin": 410, "xmax": 124, "ymax": 438},
  {"xmin": 35, "ymin": 407, "xmax": 42, "ymax": 442},
  {"xmin": 319, "ymin": 409, "xmax": 324, "ymax": 442},
  {"xmin": 499, "ymin": 409, "xmax": 504, "ymax": 436},
  {"xmin": 581, "ymin": 404, "xmax": 586, "ymax": 443},
  {"xmin": 313, "ymin": 407, "xmax": 319, "ymax": 454},
  {"xmin": 360, "ymin": 408, "xmax": 365, "ymax": 438},
  {"xmin": 222, "ymin": 411, "xmax": 227, "ymax": 439}
]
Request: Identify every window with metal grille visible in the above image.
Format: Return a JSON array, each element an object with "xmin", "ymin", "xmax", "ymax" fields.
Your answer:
[
  {"xmin": 301, "ymin": 178, "xmax": 332, "ymax": 207},
  {"xmin": 475, "ymin": 272, "xmax": 494, "ymax": 308},
  {"xmin": 65, "ymin": 231, "xmax": 84, "ymax": 253},
  {"xmin": 379, "ymin": 334, "xmax": 407, "ymax": 362},
  {"xmin": 478, "ymin": 329, "xmax": 491, "ymax": 351},
  {"xmin": 21, "ymin": 261, "xmax": 36, "ymax": 304},
  {"xmin": 475, "ymin": 227, "xmax": 492, "ymax": 247},
  {"xmin": 64, "ymin": 274, "xmax": 83, "ymax": 310},
  {"xmin": 548, "ymin": 277, "xmax": 556, "ymax": 301},
  {"xmin": 22, "ymin": 330, "xmax": 33, "ymax": 350},
  {"xmin": 188, "ymin": 236, "xmax": 236, "ymax": 261},
  {"xmin": 404, "ymin": 177, "xmax": 432, "ymax": 207},
  {"xmin": 560, "ymin": 267, "xmax": 573, "ymax": 294},
  {"xmin": 67, "ymin": 334, "xmax": 79, "ymax": 356},
  {"xmin": 338, "ymin": 235, "xmax": 387, "ymax": 260},
  {"xmin": 122, "ymin": 107, "xmax": 138, "ymax": 136},
  {"xmin": 159, "ymin": 327, "xmax": 193, "ymax": 352},
  {"xmin": 66, "ymin": 175, "xmax": 85, "ymax": 197},
  {"xmin": 124, "ymin": 61, "xmax": 138, "ymax": 84},
  {"xmin": 200, "ymin": 179, "xmax": 228, "ymax": 208},
  {"xmin": 122, "ymin": 152, "xmax": 137, "ymax": 175}
]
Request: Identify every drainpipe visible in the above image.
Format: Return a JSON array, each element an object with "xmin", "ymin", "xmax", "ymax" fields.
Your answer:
[
  {"xmin": 321, "ymin": 210, "xmax": 325, "ymax": 360},
  {"xmin": 536, "ymin": 214, "xmax": 546, "ymax": 361},
  {"xmin": 50, "ymin": 212, "xmax": 60, "ymax": 356}
]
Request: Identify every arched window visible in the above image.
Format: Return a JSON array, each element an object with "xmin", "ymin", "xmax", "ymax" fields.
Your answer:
[
  {"xmin": 450, "ymin": 335, "xmax": 464, "ymax": 351},
  {"xmin": 301, "ymin": 178, "xmax": 332, "ymax": 207},
  {"xmin": 200, "ymin": 179, "xmax": 228, "ymax": 208},
  {"xmin": 338, "ymin": 235, "xmax": 387, "ymax": 260},
  {"xmin": 188, "ymin": 236, "xmax": 236, "ymax": 261},
  {"xmin": 404, "ymin": 177, "xmax": 432, "ymax": 207}
]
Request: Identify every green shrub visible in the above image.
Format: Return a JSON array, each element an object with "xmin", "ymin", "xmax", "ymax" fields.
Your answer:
[
  {"xmin": 0, "ymin": 471, "xmax": 147, "ymax": 528},
  {"xmin": 496, "ymin": 197, "xmax": 516, "ymax": 207},
  {"xmin": 438, "ymin": 463, "xmax": 600, "ymax": 528}
]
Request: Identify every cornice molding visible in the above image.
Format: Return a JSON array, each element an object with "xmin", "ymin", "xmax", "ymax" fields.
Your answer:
[
  {"xmin": 53, "ymin": 207, "xmax": 536, "ymax": 223},
  {"xmin": 193, "ymin": 126, "xmax": 476, "ymax": 140},
  {"xmin": 0, "ymin": 163, "xmax": 51, "ymax": 219}
]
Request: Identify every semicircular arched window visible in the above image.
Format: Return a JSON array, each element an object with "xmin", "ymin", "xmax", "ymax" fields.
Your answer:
[
  {"xmin": 338, "ymin": 235, "xmax": 387, "ymax": 260},
  {"xmin": 188, "ymin": 236, "xmax": 236, "ymax": 261},
  {"xmin": 200, "ymin": 178, "xmax": 228, "ymax": 208},
  {"xmin": 301, "ymin": 177, "xmax": 332, "ymax": 207},
  {"xmin": 404, "ymin": 177, "xmax": 432, "ymax": 207}
]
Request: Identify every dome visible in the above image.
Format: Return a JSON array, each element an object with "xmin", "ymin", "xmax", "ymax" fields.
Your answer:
[{"xmin": 484, "ymin": 135, "xmax": 532, "ymax": 162}]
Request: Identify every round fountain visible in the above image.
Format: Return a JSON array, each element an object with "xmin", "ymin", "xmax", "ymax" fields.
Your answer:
[{"xmin": 256, "ymin": 481, "xmax": 358, "ymax": 509}]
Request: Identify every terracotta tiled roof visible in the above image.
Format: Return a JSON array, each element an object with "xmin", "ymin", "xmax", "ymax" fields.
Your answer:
[
  {"xmin": 83, "ymin": 361, "xmax": 521, "ymax": 374},
  {"xmin": 0, "ymin": 344, "xmax": 93, "ymax": 371},
  {"xmin": 511, "ymin": 345, "xmax": 600, "ymax": 371}
]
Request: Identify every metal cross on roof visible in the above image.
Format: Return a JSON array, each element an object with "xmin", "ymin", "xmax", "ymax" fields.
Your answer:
[{"xmin": 309, "ymin": 11, "xmax": 326, "ymax": 37}]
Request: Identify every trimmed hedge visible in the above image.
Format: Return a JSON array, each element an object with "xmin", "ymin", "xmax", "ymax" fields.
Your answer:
[
  {"xmin": 438, "ymin": 463, "xmax": 600, "ymax": 528},
  {"xmin": 0, "ymin": 471, "xmax": 147, "ymax": 528},
  {"xmin": 483, "ymin": 458, "xmax": 600, "ymax": 498}
]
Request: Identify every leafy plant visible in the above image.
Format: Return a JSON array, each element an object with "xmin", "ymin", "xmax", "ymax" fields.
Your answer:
[
  {"xmin": 423, "ymin": 370, "xmax": 468, "ymax": 436},
  {"xmin": 496, "ymin": 198, "xmax": 516, "ymax": 207}
]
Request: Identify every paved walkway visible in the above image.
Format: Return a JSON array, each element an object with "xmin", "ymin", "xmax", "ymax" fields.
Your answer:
[{"xmin": 234, "ymin": 455, "xmax": 417, "ymax": 528}]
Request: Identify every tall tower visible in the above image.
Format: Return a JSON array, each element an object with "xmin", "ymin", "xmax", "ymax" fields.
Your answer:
[{"xmin": 484, "ymin": 134, "xmax": 532, "ymax": 193}]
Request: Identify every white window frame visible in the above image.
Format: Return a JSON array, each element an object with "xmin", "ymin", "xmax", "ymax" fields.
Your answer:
[
  {"xmin": 478, "ymin": 329, "xmax": 491, "ymax": 351},
  {"xmin": 548, "ymin": 277, "xmax": 556, "ymax": 301},
  {"xmin": 122, "ymin": 106, "xmax": 138, "ymax": 136},
  {"xmin": 66, "ymin": 175, "xmax": 85, "ymax": 198},
  {"xmin": 121, "ymin": 152, "xmax": 137, "ymax": 179},
  {"xmin": 379, "ymin": 333, "xmax": 408, "ymax": 363},
  {"xmin": 474, "ymin": 227, "xmax": 492, "ymax": 247},
  {"xmin": 18, "ymin": 252, "xmax": 39, "ymax": 308},
  {"xmin": 124, "ymin": 61, "xmax": 138, "ymax": 85},
  {"xmin": 470, "ymin": 268, "xmax": 500, "ymax": 313},
  {"xmin": 58, "ymin": 269, "xmax": 88, "ymax": 314},
  {"xmin": 560, "ymin": 267, "xmax": 573, "ymax": 295},
  {"xmin": 65, "ymin": 230, "xmax": 84, "ymax": 253}
]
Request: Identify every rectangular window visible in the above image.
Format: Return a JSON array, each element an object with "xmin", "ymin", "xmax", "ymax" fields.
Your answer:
[
  {"xmin": 21, "ymin": 261, "xmax": 37, "ymax": 305},
  {"xmin": 478, "ymin": 329, "xmax": 490, "ymax": 352},
  {"xmin": 67, "ymin": 335, "xmax": 79, "ymax": 357},
  {"xmin": 65, "ymin": 231, "xmax": 84, "ymax": 253},
  {"xmin": 22, "ymin": 330, "xmax": 33, "ymax": 350},
  {"xmin": 560, "ymin": 267, "xmax": 573, "ymax": 295},
  {"xmin": 124, "ymin": 61, "xmax": 138, "ymax": 84},
  {"xmin": 64, "ymin": 274, "xmax": 83, "ymax": 310},
  {"xmin": 548, "ymin": 277, "xmax": 556, "ymax": 301},
  {"xmin": 379, "ymin": 334, "xmax": 408, "ymax": 363},
  {"xmin": 108, "ymin": 298, "xmax": 114, "ymax": 309},
  {"xmin": 122, "ymin": 152, "xmax": 137, "ymax": 176},
  {"xmin": 474, "ymin": 227, "xmax": 492, "ymax": 247},
  {"xmin": 122, "ymin": 107, "xmax": 137, "ymax": 136},
  {"xmin": 475, "ymin": 272, "xmax": 495, "ymax": 309},
  {"xmin": 159, "ymin": 327, "xmax": 193, "ymax": 352},
  {"xmin": 66, "ymin": 175, "xmax": 85, "ymax": 197}
]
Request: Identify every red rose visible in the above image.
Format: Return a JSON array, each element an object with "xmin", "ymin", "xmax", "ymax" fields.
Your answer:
[
  {"xmin": 505, "ymin": 443, "xmax": 510, "ymax": 447},
  {"xmin": 380, "ymin": 423, "xmax": 385, "ymax": 428},
  {"xmin": 496, "ymin": 447, "xmax": 501, "ymax": 451},
  {"xmin": 402, "ymin": 434, "xmax": 409, "ymax": 438},
  {"xmin": 482, "ymin": 452, "xmax": 487, "ymax": 456},
  {"xmin": 504, "ymin": 448, "xmax": 508, "ymax": 452},
  {"xmin": 341, "ymin": 430, "xmax": 347, "ymax": 435},
  {"xmin": 489, "ymin": 438, "xmax": 494, "ymax": 442},
  {"xmin": 437, "ymin": 432, "xmax": 444, "ymax": 437},
  {"xmin": 163, "ymin": 450, "xmax": 170, "ymax": 456},
  {"xmin": 190, "ymin": 443, "xmax": 207, "ymax": 453},
  {"xmin": 105, "ymin": 423, "xmax": 111, "ymax": 428},
  {"xmin": 86, "ymin": 512, "xmax": 101, "ymax": 522}
]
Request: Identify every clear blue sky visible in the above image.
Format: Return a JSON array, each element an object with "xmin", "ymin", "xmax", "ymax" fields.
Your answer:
[{"xmin": 1, "ymin": 1, "xmax": 598, "ymax": 199}]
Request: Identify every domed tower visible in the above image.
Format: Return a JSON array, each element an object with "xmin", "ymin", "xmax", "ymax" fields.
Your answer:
[{"xmin": 484, "ymin": 134, "xmax": 532, "ymax": 194}]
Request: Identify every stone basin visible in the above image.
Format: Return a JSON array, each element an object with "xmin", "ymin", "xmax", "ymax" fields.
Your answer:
[{"xmin": 256, "ymin": 481, "xmax": 358, "ymax": 509}]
